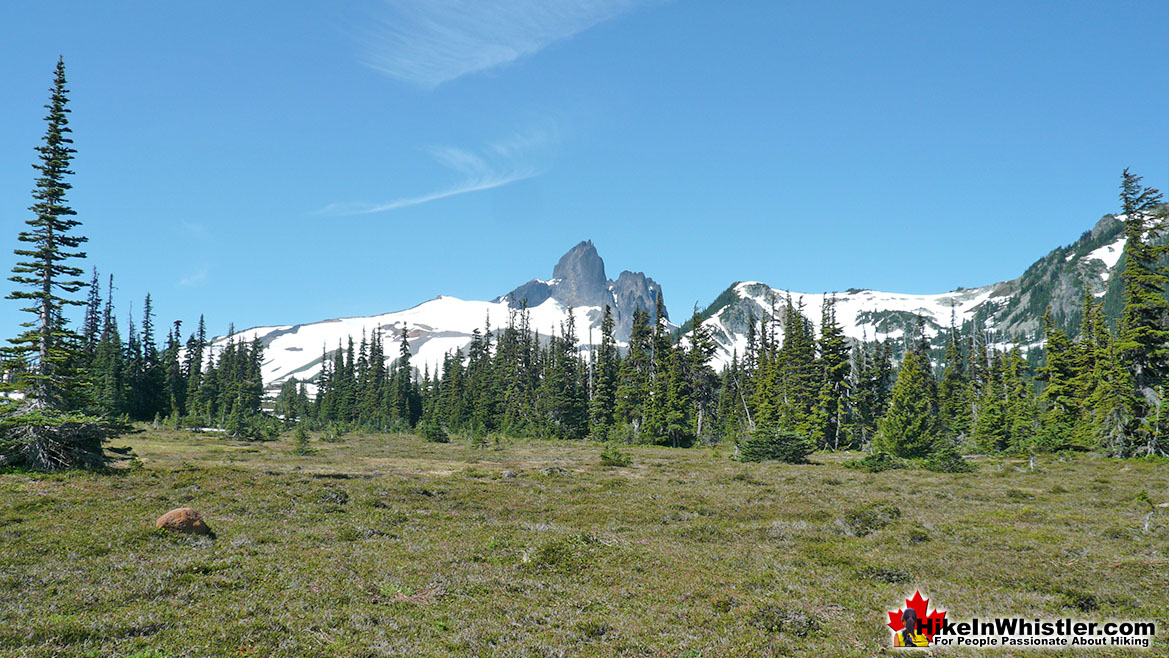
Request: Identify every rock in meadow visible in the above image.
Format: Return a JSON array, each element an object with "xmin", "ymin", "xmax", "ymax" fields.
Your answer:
[{"xmin": 155, "ymin": 507, "xmax": 213, "ymax": 536}]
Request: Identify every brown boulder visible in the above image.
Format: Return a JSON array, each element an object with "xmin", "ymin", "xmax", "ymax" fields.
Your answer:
[{"xmin": 155, "ymin": 507, "xmax": 213, "ymax": 536}]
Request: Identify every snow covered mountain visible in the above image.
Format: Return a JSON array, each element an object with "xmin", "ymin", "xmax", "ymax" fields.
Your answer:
[
  {"xmin": 688, "ymin": 214, "xmax": 1129, "ymax": 370},
  {"xmin": 213, "ymin": 212, "xmax": 1137, "ymax": 395},
  {"xmin": 207, "ymin": 241, "xmax": 669, "ymax": 396}
]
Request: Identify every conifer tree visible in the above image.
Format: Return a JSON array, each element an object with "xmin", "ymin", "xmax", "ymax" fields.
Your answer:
[
  {"xmin": 851, "ymin": 339, "xmax": 893, "ymax": 447},
  {"xmin": 972, "ymin": 351, "xmax": 1009, "ymax": 453},
  {"xmin": 777, "ymin": 297, "xmax": 818, "ymax": 433},
  {"xmin": 717, "ymin": 352, "xmax": 746, "ymax": 439},
  {"xmin": 588, "ymin": 305, "xmax": 619, "ymax": 439},
  {"xmin": 1036, "ymin": 308, "xmax": 1081, "ymax": 449},
  {"xmin": 1, "ymin": 58, "xmax": 116, "ymax": 470},
  {"xmin": 90, "ymin": 281, "xmax": 126, "ymax": 416},
  {"xmin": 1003, "ymin": 348, "xmax": 1039, "ymax": 451},
  {"xmin": 184, "ymin": 315, "xmax": 206, "ymax": 419},
  {"xmin": 615, "ymin": 308, "xmax": 652, "ymax": 436},
  {"xmin": 937, "ymin": 318, "xmax": 971, "ymax": 439},
  {"xmin": 875, "ymin": 336, "xmax": 939, "ymax": 458},
  {"xmin": 81, "ymin": 268, "xmax": 101, "ymax": 359},
  {"xmin": 389, "ymin": 326, "xmax": 420, "ymax": 427},
  {"xmin": 684, "ymin": 309, "xmax": 718, "ymax": 441},
  {"xmin": 543, "ymin": 313, "xmax": 588, "ymax": 439},
  {"xmin": 812, "ymin": 295, "xmax": 850, "ymax": 450},
  {"xmin": 1115, "ymin": 169, "xmax": 1168, "ymax": 455},
  {"xmin": 659, "ymin": 345, "xmax": 693, "ymax": 447}
]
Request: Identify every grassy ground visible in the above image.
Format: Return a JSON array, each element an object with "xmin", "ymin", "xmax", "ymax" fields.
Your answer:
[{"xmin": 1, "ymin": 429, "xmax": 1166, "ymax": 657}]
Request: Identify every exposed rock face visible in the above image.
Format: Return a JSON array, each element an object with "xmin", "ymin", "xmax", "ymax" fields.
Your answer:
[
  {"xmin": 501, "ymin": 240, "xmax": 667, "ymax": 342},
  {"xmin": 504, "ymin": 279, "xmax": 552, "ymax": 308},
  {"xmin": 611, "ymin": 270, "xmax": 666, "ymax": 341},
  {"xmin": 551, "ymin": 240, "xmax": 610, "ymax": 308},
  {"xmin": 155, "ymin": 507, "xmax": 213, "ymax": 536}
]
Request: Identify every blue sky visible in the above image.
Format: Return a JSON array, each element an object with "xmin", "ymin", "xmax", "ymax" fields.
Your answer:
[{"xmin": 2, "ymin": 1, "xmax": 1167, "ymax": 337}]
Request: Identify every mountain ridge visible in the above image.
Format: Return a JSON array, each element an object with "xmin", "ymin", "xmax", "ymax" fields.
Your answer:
[
  {"xmin": 210, "ymin": 210, "xmax": 1146, "ymax": 394},
  {"xmin": 686, "ymin": 213, "xmax": 1129, "ymax": 370}
]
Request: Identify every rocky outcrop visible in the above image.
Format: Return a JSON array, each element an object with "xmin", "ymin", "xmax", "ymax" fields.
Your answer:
[
  {"xmin": 551, "ymin": 240, "xmax": 610, "ymax": 308},
  {"xmin": 501, "ymin": 241, "xmax": 667, "ymax": 342},
  {"xmin": 611, "ymin": 270, "xmax": 666, "ymax": 340}
]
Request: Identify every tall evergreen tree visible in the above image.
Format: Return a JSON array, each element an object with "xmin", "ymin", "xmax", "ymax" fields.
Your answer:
[
  {"xmin": 1115, "ymin": 169, "xmax": 1168, "ymax": 455},
  {"xmin": 875, "ymin": 341, "xmax": 939, "ymax": 458},
  {"xmin": 1, "ymin": 58, "xmax": 116, "ymax": 470},
  {"xmin": 4, "ymin": 58, "xmax": 90, "ymax": 407},
  {"xmin": 812, "ymin": 295, "xmax": 851, "ymax": 450},
  {"xmin": 614, "ymin": 308, "xmax": 652, "ymax": 436},
  {"xmin": 684, "ymin": 309, "xmax": 718, "ymax": 441},
  {"xmin": 971, "ymin": 350, "xmax": 1008, "ymax": 453},
  {"xmin": 1036, "ymin": 308, "xmax": 1081, "ymax": 449},
  {"xmin": 588, "ymin": 305, "xmax": 619, "ymax": 439}
]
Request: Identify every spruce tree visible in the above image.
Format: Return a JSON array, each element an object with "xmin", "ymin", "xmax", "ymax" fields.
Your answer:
[
  {"xmin": 684, "ymin": 309, "xmax": 718, "ymax": 440},
  {"xmin": 1036, "ymin": 308, "xmax": 1081, "ymax": 449},
  {"xmin": 1003, "ymin": 348, "xmax": 1039, "ymax": 451},
  {"xmin": 588, "ymin": 305, "xmax": 619, "ymax": 439},
  {"xmin": 614, "ymin": 308, "xmax": 651, "ymax": 436},
  {"xmin": 1115, "ymin": 169, "xmax": 1168, "ymax": 455},
  {"xmin": 812, "ymin": 295, "xmax": 850, "ymax": 450},
  {"xmin": 875, "ymin": 348, "xmax": 939, "ymax": 458},
  {"xmin": 937, "ymin": 318, "xmax": 971, "ymax": 440},
  {"xmin": 1, "ymin": 58, "xmax": 116, "ymax": 470}
]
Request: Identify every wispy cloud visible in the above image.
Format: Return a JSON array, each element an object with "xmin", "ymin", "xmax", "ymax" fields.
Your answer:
[
  {"xmin": 361, "ymin": 0, "xmax": 656, "ymax": 88},
  {"xmin": 319, "ymin": 128, "xmax": 554, "ymax": 216},
  {"xmin": 179, "ymin": 268, "xmax": 209, "ymax": 287}
]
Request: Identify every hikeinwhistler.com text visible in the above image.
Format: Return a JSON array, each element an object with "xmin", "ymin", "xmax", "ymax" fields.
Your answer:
[{"xmin": 923, "ymin": 618, "xmax": 1156, "ymax": 649}]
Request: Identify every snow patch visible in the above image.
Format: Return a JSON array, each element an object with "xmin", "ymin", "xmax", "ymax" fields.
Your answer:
[
  {"xmin": 1085, "ymin": 235, "xmax": 1126, "ymax": 270},
  {"xmin": 699, "ymin": 282, "xmax": 1006, "ymax": 370}
]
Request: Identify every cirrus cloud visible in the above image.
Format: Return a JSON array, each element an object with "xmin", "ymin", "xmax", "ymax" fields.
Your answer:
[
  {"xmin": 317, "ymin": 127, "xmax": 555, "ymax": 216},
  {"xmin": 360, "ymin": 0, "xmax": 659, "ymax": 88}
]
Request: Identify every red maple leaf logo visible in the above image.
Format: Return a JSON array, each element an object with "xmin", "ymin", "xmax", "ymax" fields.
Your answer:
[{"xmin": 887, "ymin": 591, "xmax": 947, "ymax": 641}]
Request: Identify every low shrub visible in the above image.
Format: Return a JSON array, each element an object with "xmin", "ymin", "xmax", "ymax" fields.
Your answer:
[
  {"xmin": 418, "ymin": 419, "xmax": 449, "ymax": 443},
  {"xmin": 840, "ymin": 503, "xmax": 901, "ymax": 537},
  {"xmin": 599, "ymin": 442, "xmax": 632, "ymax": 467},
  {"xmin": 737, "ymin": 423, "xmax": 814, "ymax": 464},
  {"xmin": 293, "ymin": 423, "xmax": 312, "ymax": 456},
  {"xmin": 921, "ymin": 444, "xmax": 974, "ymax": 473},
  {"xmin": 844, "ymin": 451, "xmax": 905, "ymax": 473}
]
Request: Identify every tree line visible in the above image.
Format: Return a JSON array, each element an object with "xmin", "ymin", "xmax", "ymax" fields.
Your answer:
[{"xmin": 301, "ymin": 164, "xmax": 1166, "ymax": 462}]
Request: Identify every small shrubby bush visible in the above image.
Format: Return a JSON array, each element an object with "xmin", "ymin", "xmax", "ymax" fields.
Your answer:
[
  {"xmin": 293, "ymin": 423, "xmax": 312, "ymax": 456},
  {"xmin": 599, "ymin": 442, "xmax": 632, "ymax": 467},
  {"xmin": 921, "ymin": 443, "xmax": 974, "ymax": 473},
  {"xmin": 736, "ymin": 423, "xmax": 814, "ymax": 464},
  {"xmin": 839, "ymin": 503, "xmax": 901, "ymax": 537},
  {"xmin": 419, "ymin": 418, "xmax": 449, "ymax": 443},
  {"xmin": 843, "ymin": 451, "xmax": 905, "ymax": 473}
]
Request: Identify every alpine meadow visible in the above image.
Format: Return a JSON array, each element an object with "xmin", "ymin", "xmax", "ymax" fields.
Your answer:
[{"xmin": 2, "ymin": 3, "xmax": 1168, "ymax": 656}]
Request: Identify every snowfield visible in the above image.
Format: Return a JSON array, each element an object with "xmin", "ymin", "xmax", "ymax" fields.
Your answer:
[
  {"xmin": 697, "ymin": 282, "xmax": 1006, "ymax": 370},
  {"xmin": 207, "ymin": 296, "xmax": 606, "ymax": 394}
]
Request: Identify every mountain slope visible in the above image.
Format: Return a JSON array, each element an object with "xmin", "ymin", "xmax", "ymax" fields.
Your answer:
[
  {"xmin": 208, "ymin": 242, "xmax": 669, "ymax": 396},
  {"xmin": 689, "ymin": 214, "xmax": 1128, "ymax": 370}
]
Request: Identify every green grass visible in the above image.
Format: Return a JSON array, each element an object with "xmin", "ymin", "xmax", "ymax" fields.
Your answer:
[{"xmin": 1, "ymin": 429, "xmax": 1167, "ymax": 656}]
